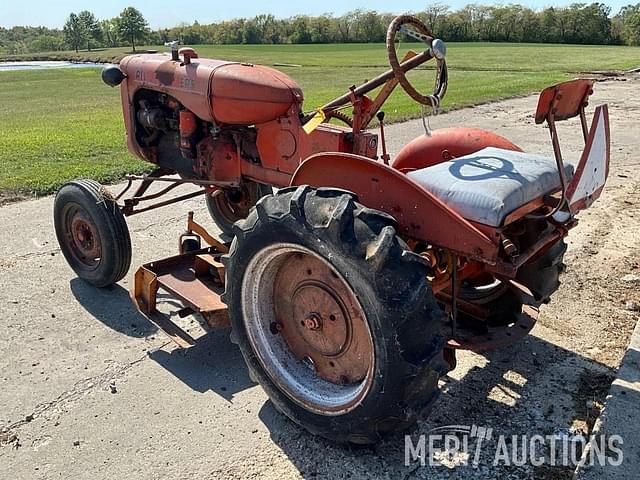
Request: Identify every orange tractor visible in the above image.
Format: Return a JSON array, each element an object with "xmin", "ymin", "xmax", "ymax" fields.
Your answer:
[{"xmin": 54, "ymin": 16, "xmax": 610, "ymax": 443}]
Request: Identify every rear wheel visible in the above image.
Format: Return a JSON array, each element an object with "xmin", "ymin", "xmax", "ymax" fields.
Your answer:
[
  {"xmin": 456, "ymin": 236, "xmax": 567, "ymax": 325},
  {"xmin": 458, "ymin": 277, "xmax": 523, "ymax": 326},
  {"xmin": 54, "ymin": 179, "xmax": 131, "ymax": 288},
  {"xmin": 206, "ymin": 181, "xmax": 272, "ymax": 236},
  {"xmin": 222, "ymin": 186, "xmax": 448, "ymax": 444}
]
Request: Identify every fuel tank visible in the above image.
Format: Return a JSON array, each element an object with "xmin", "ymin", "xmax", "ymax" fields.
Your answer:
[{"xmin": 119, "ymin": 53, "xmax": 303, "ymax": 125}]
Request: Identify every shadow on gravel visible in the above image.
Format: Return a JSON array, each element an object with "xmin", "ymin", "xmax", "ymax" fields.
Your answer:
[
  {"xmin": 148, "ymin": 329, "xmax": 256, "ymax": 401},
  {"xmin": 70, "ymin": 278, "xmax": 158, "ymax": 337},
  {"xmin": 257, "ymin": 334, "xmax": 615, "ymax": 479}
]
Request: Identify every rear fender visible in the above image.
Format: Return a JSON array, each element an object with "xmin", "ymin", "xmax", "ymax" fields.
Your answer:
[
  {"xmin": 291, "ymin": 152, "xmax": 499, "ymax": 263},
  {"xmin": 392, "ymin": 127, "xmax": 522, "ymax": 172}
]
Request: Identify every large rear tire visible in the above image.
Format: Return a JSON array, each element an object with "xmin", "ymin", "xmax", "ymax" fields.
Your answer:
[
  {"xmin": 222, "ymin": 186, "xmax": 448, "ymax": 444},
  {"xmin": 54, "ymin": 179, "xmax": 131, "ymax": 288}
]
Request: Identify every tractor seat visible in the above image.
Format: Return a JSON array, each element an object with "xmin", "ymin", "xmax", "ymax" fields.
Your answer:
[{"xmin": 408, "ymin": 147, "xmax": 574, "ymax": 227}]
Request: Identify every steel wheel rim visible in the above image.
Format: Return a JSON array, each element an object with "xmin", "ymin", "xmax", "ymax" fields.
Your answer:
[
  {"xmin": 241, "ymin": 243, "xmax": 375, "ymax": 415},
  {"xmin": 62, "ymin": 203, "xmax": 101, "ymax": 270}
]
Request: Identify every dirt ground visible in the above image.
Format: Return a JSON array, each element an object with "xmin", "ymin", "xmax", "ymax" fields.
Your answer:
[{"xmin": 1, "ymin": 75, "xmax": 639, "ymax": 479}]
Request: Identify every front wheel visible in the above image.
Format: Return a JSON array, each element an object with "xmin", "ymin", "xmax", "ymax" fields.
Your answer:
[
  {"xmin": 54, "ymin": 179, "xmax": 131, "ymax": 287},
  {"xmin": 222, "ymin": 186, "xmax": 448, "ymax": 444}
]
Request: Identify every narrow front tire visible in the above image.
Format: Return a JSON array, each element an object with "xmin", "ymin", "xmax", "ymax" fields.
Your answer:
[{"xmin": 54, "ymin": 179, "xmax": 131, "ymax": 288}]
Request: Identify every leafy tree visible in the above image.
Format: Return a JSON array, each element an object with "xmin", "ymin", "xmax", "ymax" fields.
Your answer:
[
  {"xmin": 253, "ymin": 14, "xmax": 280, "ymax": 44},
  {"xmin": 101, "ymin": 19, "xmax": 118, "ymax": 48},
  {"xmin": 336, "ymin": 11, "xmax": 356, "ymax": 42},
  {"xmin": 425, "ymin": 2, "xmax": 450, "ymax": 33},
  {"xmin": 353, "ymin": 10, "xmax": 385, "ymax": 43},
  {"xmin": 29, "ymin": 35, "xmax": 64, "ymax": 52},
  {"xmin": 63, "ymin": 13, "xmax": 87, "ymax": 52},
  {"xmin": 117, "ymin": 7, "xmax": 148, "ymax": 52},
  {"xmin": 289, "ymin": 16, "xmax": 312, "ymax": 44},
  {"xmin": 619, "ymin": 4, "xmax": 640, "ymax": 45},
  {"xmin": 78, "ymin": 11, "xmax": 102, "ymax": 51}
]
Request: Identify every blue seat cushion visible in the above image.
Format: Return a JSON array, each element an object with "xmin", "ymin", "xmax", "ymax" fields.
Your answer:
[{"xmin": 407, "ymin": 147, "xmax": 574, "ymax": 227}]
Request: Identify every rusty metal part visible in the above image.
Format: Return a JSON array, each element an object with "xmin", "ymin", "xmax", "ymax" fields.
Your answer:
[
  {"xmin": 132, "ymin": 246, "xmax": 230, "ymax": 348},
  {"xmin": 118, "ymin": 172, "xmax": 237, "ymax": 217},
  {"xmin": 323, "ymin": 110, "xmax": 353, "ymax": 127},
  {"xmin": 535, "ymin": 79, "xmax": 594, "ymax": 125},
  {"xmin": 273, "ymin": 251, "xmax": 373, "ymax": 386},
  {"xmin": 63, "ymin": 205, "xmax": 102, "ymax": 268},
  {"xmin": 208, "ymin": 184, "xmax": 259, "ymax": 228},
  {"xmin": 316, "ymin": 48, "xmax": 434, "ymax": 114},
  {"xmin": 529, "ymin": 79, "xmax": 596, "ymax": 220},
  {"xmin": 131, "ymin": 213, "xmax": 231, "ymax": 347},
  {"xmin": 501, "ymin": 236, "xmax": 518, "ymax": 258},
  {"xmin": 502, "ymin": 196, "xmax": 546, "ymax": 226},
  {"xmin": 123, "ymin": 189, "xmax": 207, "ymax": 216},
  {"xmin": 377, "ymin": 112, "xmax": 390, "ymax": 165},
  {"xmin": 492, "ymin": 228, "xmax": 564, "ymax": 277},
  {"xmin": 124, "ymin": 175, "xmax": 236, "ymax": 187},
  {"xmin": 178, "ymin": 47, "xmax": 198, "ymax": 64},
  {"xmin": 182, "ymin": 211, "xmax": 229, "ymax": 254},
  {"xmin": 450, "ymin": 254, "xmax": 459, "ymax": 336},
  {"xmin": 386, "ymin": 15, "xmax": 447, "ymax": 107},
  {"xmin": 355, "ymin": 50, "xmax": 417, "ymax": 130},
  {"xmin": 115, "ymin": 167, "xmax": 174, "ymax": 201},
  {"xmin": 420, "ymin": 247, "xmax": 457, "ymax": 293},
  {"xmin": 241, "ymin": 243, "xmax": 375, "ymax": 414}
]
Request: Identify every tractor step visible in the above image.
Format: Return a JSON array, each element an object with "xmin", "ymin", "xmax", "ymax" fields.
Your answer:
[{"xmin": 131, "ymin": 246, "xmax": 229, "ymax": 348}]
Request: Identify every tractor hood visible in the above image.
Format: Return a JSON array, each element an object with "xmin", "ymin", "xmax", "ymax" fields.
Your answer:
[{"xmin": 119, "ymin": 53, "xmax": 303, "ymax": 125}]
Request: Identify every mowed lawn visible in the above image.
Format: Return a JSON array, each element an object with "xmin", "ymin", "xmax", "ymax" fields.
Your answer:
[{"xmin": 1, "ymin": 42, "xmax": 639, "ymax": 197}]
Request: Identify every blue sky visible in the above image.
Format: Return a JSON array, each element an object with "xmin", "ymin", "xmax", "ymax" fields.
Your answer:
[{"xmin": 0, "ymin": 1, "xmax": 630, "ymax": 29}]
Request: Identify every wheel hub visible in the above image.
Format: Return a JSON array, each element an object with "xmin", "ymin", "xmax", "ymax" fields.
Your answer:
[
  {"xmin": 65, "ymin": 206, "xmax": 101, "ymax": 266},
  {"xmin": 274, "ymin": 253, "xmax": 371, "ymax": 386},
  {"xmin": 291, "ymin": 285, "xmax": 347, "ymax": 357}
]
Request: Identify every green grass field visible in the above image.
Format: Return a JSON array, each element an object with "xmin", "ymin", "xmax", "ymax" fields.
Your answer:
[{"xmin": 1, "ymin": 42, "xmax": 639, "ymax": 198}]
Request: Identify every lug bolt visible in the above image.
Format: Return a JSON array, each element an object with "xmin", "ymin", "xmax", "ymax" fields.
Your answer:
[{"xmin": 269, "ymin": 321, "xmax": 283, "ymax": 334}]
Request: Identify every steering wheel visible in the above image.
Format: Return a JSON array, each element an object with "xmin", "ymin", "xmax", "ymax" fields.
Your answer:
[{"xmin": 386, "ymin": 15, "xmax": 448, "ymax": 109}]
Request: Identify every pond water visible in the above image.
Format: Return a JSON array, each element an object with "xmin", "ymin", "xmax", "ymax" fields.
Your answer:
[{"xmin": 0, "ymin": 61, "xmax": 108, "ymax": 71}]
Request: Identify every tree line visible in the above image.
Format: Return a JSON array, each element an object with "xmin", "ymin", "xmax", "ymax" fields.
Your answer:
[{"xmin": 2, "ymin": 3, "xmax": 640, "ymax": 57}]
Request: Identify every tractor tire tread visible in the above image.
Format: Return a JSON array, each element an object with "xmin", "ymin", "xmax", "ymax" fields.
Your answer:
[
  {"xmin": 54, "ymin": 179, "xmax": 131, "ymax": 287},
  {"xmin": 222, "ymin": 185, "xmax": 447, "ymax": 444}
]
